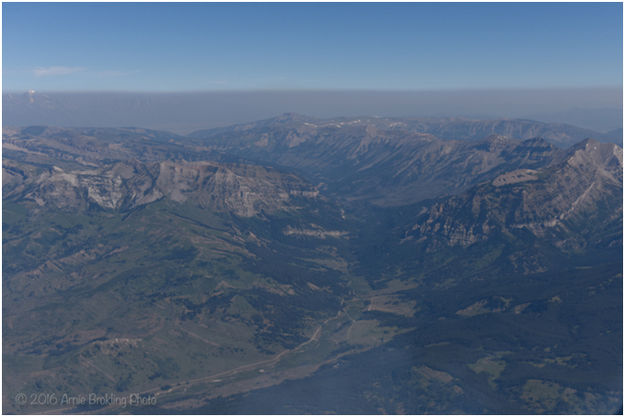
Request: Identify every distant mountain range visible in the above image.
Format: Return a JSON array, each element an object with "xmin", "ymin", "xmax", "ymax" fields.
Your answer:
[
  {"xmin": 189, "ymin": 113, "xmax": 619, "ymax": 205},
  {"xmin": 3, "ymin": 115, "xmax": 622, "ymax": 413},
  {"xmin": 3, "ymin": 90, "xmax": 623, "ymax": 135},
  {"xmin": 191, "ymin": 113, "xmax": 622, "ymax": 147}
]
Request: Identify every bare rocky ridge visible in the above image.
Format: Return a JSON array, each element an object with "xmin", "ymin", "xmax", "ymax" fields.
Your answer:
[
  {"xmin": 409, "ymin": 139, "xmax": 623, "ymax": 251},
  {"xmin": 4, "ymin": 159, "xmax": 318, "ymax": 217},
  {"xmin": 2, "ymin": 126, "xmax": 323, "ymax": 217}
]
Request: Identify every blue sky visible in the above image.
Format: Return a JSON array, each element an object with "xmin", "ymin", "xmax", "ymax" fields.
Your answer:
[{"xmin": 2, "ymin": 2, "xmax": 623, "ymax": 91}]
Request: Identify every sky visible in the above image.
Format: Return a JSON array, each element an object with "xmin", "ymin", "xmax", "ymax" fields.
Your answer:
[{"xmin": 2, "ymin": 2, "xmax": 623, "ymax": 92}]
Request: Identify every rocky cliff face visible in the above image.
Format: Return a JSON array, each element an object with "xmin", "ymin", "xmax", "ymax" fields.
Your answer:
[
  {"xmin": 409, "ymin": 139, "xmax": 623, "ymax": 252},
  {"xmin": 3, "ymin": 159, "xmax": 318, "ymax": 217},
  {"xmin": 2, "ymin": 127, "xmax": 319, "ymax": 217}
]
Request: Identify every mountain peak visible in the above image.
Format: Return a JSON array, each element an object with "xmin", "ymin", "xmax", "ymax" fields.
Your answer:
[{"xmin": 566, "ymin": 138, "xmax": 622, "ymax": 171}]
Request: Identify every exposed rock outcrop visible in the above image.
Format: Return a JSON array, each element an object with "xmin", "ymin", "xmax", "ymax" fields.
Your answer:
[{"xmin": 409, "ymin": 140, "xmax": 622, "ymax": 251}]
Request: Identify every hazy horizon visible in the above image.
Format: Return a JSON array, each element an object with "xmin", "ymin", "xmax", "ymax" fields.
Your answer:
[{"xmin": 3, "ymin": 87, "xmax": 622, "ymax": 133}]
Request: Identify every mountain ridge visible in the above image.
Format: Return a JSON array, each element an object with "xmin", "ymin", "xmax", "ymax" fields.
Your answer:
[
  {"xmin": 191, "ymin": 113, "xmax": 622, "ymax": 147},
  {"xmin": 408, "ymin": 139, "xmax": 622, "ymax": 253}
]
